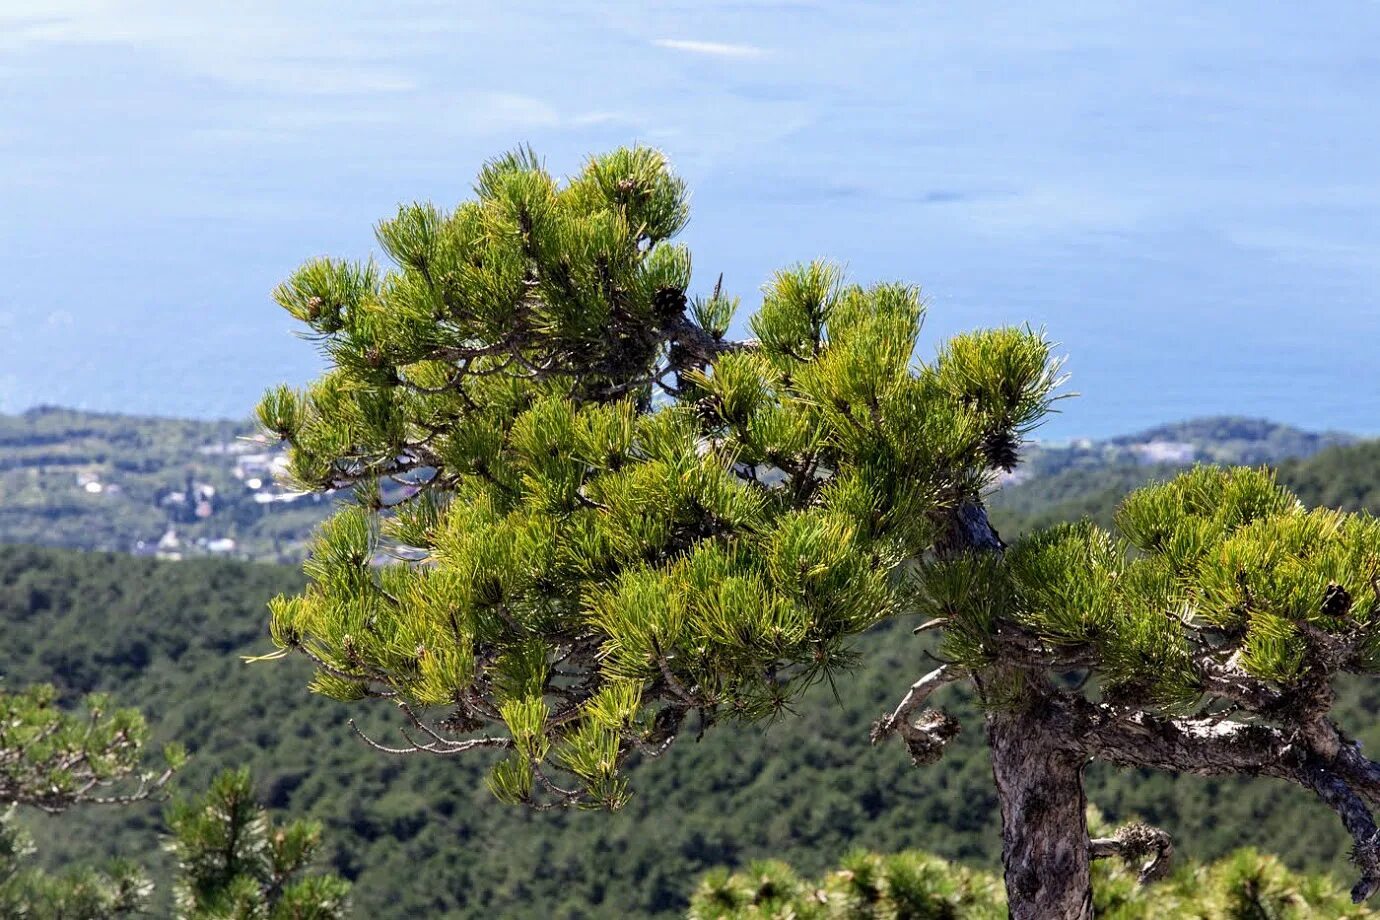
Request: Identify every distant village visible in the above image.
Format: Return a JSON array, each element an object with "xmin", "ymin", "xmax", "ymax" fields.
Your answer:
[
  {"xmin": 72, "ymin": 431, "xmax": 1206, "ymax": 562},
  {"xmin": 24, "ymin": 404, "xmax": 1316, "ymax": 569},
  {"xmin": 69, "ymin": 432, "xmax": 316, "ymax": 562}
]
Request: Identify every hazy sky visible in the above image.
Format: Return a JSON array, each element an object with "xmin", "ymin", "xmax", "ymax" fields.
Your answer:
[{"xmin": 2, "ymin": 2, "xmax": 1378, "ymax": 437}]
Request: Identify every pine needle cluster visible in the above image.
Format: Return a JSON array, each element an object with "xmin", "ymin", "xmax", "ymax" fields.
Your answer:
[
  {"xmin": 165, "ymin": 767, "xmax": 350, "ymax": 919},
  {"xmin": 0, "ymin": 683, "xmax": 184, "ymax": 814},
  {"xmin": 686, "ymin": 841, "xmax": 1376, "ymax": 920},
  {"xmin": 922, "ymin": 465, "xmax": 1380, "ymax": 712}
]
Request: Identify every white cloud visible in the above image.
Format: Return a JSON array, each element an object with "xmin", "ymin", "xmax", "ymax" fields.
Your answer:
[
  {"xmin": 0, "ymin": 1, "xmax": 436, "ymax": 95},
  {"xmin": 949, "ymin": 183, "xmax": 1162, "ymax": 239},
  {"xmin": 45, "ymin": 310, "xmax": 75, "ymax": 330},
  {"xmin": 447, "ymin": 92, "xmax": 561, "ymax": 134},
  {"xmin": 653, "ymin": 39, "xmax": 766, "ymax": 58}
]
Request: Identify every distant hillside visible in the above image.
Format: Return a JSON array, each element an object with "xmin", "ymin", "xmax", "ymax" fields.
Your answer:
[
  {"xmin": 991, "ymin": 435, "xmax": 1380, "ymax": 538},
  {"xmin": 5, "ymin": 436, "xmax": 1380, "ymax": 917},
  {"xmin": 0, "ymin": 407, "xmax": 332, "ymax": 562},
  {"xmin": 0, "ymin": 409, "xmax": 1352, "ymax": 565},
  {"xmin": 1276, "ymin": 439, "xmax": 1380, "ymax": 513},
  {"xmin": 1012, "ymin": 415, "xmax": 1353, "ymax": 482},
  {"xmin": 1104, "ymin": 416, "xmax": 1354, "ymax": 462}
]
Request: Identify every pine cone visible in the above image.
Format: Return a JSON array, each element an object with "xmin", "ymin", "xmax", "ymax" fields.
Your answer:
[
  {"xmin": 981, "ymin": 429, "xmax": 1021, "ymax": 471},
  {"xmin": 439, "ymin": 710, "xmax": 485, "ymax": 735},
  {"xmin": 652, "ymin": 287, "xmax": 687, "ymax": 324},
  {"xmin": 694, "ymin": 394, "xmax": 722, "ymax": 425},
  {"xmin": 1322, "ymin": 582, "xmax": 1353, "ymax": 618}
]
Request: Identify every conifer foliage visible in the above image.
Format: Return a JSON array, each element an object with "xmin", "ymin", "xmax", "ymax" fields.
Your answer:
[
  {"xmin": 897, "ymin": 464, "xmax": 1380, "ymax": 912},
  {"xmin": 0, "ymin": 768, "xmax": 349, "ymax": 919},
  {"xmin": 687, "ymin": 842, "xmax": 1377, "ymax": 920},
  {"xmin": 257, "ymin": 147, "xmax": 1060, "ymax": 809},
  {"xmin": 0, "ymin": 808, "xmax": 151, "ymax": 918},
  {"xmin": 165, "ymin": 768, "xmax": 350, "ymax": 919},
  {"xmin": 257, "ymin": 146, "xmax": 1380, "ymax": 917},
  {"xmin": 0, "ymin": 683, "xmax": 183, "ymax": 813}
]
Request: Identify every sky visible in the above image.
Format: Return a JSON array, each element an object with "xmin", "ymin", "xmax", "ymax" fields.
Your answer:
[{"xmin": 1, "ymin": 1, "xmax": 1378, "ymax": 439}]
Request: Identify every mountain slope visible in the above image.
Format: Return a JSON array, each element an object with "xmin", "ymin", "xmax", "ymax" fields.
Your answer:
[
  {"xmin": 0, "ymin": 407, "xmax": 327, "ymax": 562},
  {"xmin": 991, "ymin": 436, "xmax": 1380, "ymax": 538},
  {"xmin": 3, "ymin": 433, "xmax": 1379, "ymax": 917}
]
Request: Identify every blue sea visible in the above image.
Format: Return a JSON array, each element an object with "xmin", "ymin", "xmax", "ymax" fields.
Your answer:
[{"xmin": 1, "ymin": 2, "xmax": 1377, "ymax": 440}]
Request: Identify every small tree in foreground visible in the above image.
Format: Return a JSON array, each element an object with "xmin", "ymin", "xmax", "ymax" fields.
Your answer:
[
  {"xmin": 687, "ymin": 828, "xmax": 1377, "ymax": 919},
  {"xmin": 165, "ymin": 768, "xmax": 350, "ymax": 919},
  {"xmin": 0, "ymin": 768, "xmax": 350, "ymax": 919},
  {"xmin": 0, "ymin": 810, "xmax": 150, "ymax": 918},
  {"xmin": 0, "ymin": 684, "xmax": 182, "ymax": 814},
  {"xmin": 0, "ymin": 686, "xmax": 346, "ymax": 918},
  {"xmin": 256, "ymin": 146, "xmax": 1380, "ymax": 918}
]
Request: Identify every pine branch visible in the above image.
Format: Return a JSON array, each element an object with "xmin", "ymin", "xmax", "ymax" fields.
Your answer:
[
  {"xmin": 1088, "ymin": 822, "xmax": 1175, "ymax": 885},
  {"xmin": 870, "ymin": 665, "xmax": 964, "ymax": 745}
]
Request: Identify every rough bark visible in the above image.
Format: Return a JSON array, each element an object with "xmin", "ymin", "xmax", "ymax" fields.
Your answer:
[
  {"xmin": 932, "ymin": 500, "xmax": 1098, "ymax": 917},
  {"xmin": 988, "ymin": 700, "xmax": 1094, "ymax": 920}
]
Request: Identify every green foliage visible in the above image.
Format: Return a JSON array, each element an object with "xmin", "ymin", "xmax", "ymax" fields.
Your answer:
[
  {"xmin": 689, "ymin": 849, "xmax": 1004, "ymax": 919},
  {"xmin": 932, "ymin": 463, "xmax": 1380, "ymax": 704},
  {"xmin": 257, "ymin": 146, "xmax": 1063, "ymax": 807},
  {"xmin": 1278, "ymin": 440, "xmax": 1380, "ymax": 515},
  {"xmin": 0, "ymin": 663, "xmax": 338, "ymax": 917},
  {"xmin": 0, "ymin": 683, "xmax": 181, "ymax": 813},
  {"xmin": 687, "ymin": 843, "xmax": 1374, "ymax": 919},
  {"xmin": 0, "ymin": 807, "xmax": 151, "ymax": 919},
  {"xmin": 165, "ymin": 768, "xmax": 350, "ymax": 919},
  {"xmin": 988, "ymin": 425, "xmax": 1372, "ymax": 541},
  {"xmin": 14, "ymin": 535, "xmax": 1380, "ymax": 916},
  {"xmin": 0, "ymin": 767, "xmax": 347, "ymax": 920}
]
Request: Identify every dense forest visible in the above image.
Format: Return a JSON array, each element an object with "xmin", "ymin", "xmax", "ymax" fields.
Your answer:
[{"xmin": 3, "ymin": 432, "xmax": 1378, "ymax": 917}]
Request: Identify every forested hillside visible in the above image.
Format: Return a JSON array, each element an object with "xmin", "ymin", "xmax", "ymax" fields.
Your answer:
[
  {"xmin": 4, "ymin": 435, "xmax": 1378, "ymax": 917},
  {"xmin": 991, "ymin": 433, "xmax": 1380, "ymax": 538},
  {"xmin": 0, "ymin": 408, "xmax": 1346, "ymax": 566},
  {"xmin": 0, "ymin": 407, "xmax": 329, "ymax": 562},
  {"xmin": 1005, "ymin": 415, "xmax": 1351, "ymax": 484}
]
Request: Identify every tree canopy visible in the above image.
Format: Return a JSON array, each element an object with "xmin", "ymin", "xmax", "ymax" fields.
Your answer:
[
  {"xmin": 0, "ymin": 683, "xmax": 182, "ymax": 814},
  {"xmin": 165, "ymin": 767, "xmax": 350, "ymax": 919},
  {"xmin": 1, "ymin": 766, "xmax": 349, "ymax": 919},
  {"xmin": 257, "ymin": 146, "xmax": 1060, "ymax": 809},
  {"xmin": 688, "ymin": 837, "xmax": 1378, "ymax": 920}
]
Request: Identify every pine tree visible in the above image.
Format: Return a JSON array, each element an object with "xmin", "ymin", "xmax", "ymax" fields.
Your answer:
[
  {"xmin": 0, "ymin": 769, "xmax": 349, "ymax": 919},
  {"xmin": 164, "ymin": 768, "xmax": 350, "ymax": 919},
  {"xmin": 256, "ymin": 146, "xmax": 1380, "ymax": 918},
  {"xmin": 0, "ymin": 810, "xmax": 151, "ymax": 918},
  {"xmin": 1, "ymin": 686, "xmax": 345, "ymax": 917},
  {"xmin": 0, "ymin": 683, "xmax": 182, "ymax": 813}
]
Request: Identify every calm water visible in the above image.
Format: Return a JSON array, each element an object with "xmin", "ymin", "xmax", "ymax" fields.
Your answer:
[{"xmin": 2, "ymin": 3, "xmax": 1377, "ymax": 439}]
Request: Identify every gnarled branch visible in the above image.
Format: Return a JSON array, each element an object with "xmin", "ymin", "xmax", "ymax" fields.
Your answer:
[
  {"xmin": 871, "ymin": 665, "xmax": 964, "ymax": 743},
  {"xmin": 1089, "ymin": 822, "xmax": 1174, "ymax": 885}
]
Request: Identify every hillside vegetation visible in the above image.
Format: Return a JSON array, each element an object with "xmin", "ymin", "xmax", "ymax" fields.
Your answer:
[
  {"xmin": 0, "ymin": 407, "xmax": 329, "ymax": 562},
  {"xmin": 689, "ymin": 840, "xmax": 1379, "ymax": 919},
  {"xmin": 2, "ymin": 435, "xmax": 1378, "ymax": 917},
  {"xmin": 0, "ymin": 409, "xmax": 1346, "ymax": 565},
  {"xmin": 991, "ymin": 432, "xmax": 1379, "ymax": 539}
]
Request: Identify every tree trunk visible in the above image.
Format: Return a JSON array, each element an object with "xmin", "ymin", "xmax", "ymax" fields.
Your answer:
[
  {"xmin": 988, "ymin": 702, "xmax": 1093, "ymax": 920},
  {"xmin": 938, "ymin": 501, "xmax": 1093, "ymax": 916}
]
